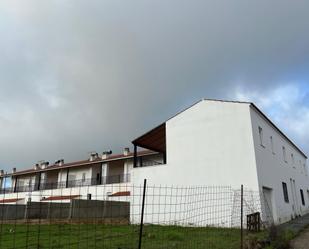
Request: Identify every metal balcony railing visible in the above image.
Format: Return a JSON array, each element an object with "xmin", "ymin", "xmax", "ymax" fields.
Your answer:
[{"xmin": 0, "ymin": 174, "xmax": 130, "ymax": 194}]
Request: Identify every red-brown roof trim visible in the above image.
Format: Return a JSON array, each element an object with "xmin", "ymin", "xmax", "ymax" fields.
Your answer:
[
  {"xmin": 41, "ymin": 195, "xmax": 80, "ymax": 201},
  {"xmin": 108, "ymin": 191, "xmax": 130, "ymax": 197},
  {"xmin": 0, "ymin": 198, "xmax": 24, "ymax": 203}
]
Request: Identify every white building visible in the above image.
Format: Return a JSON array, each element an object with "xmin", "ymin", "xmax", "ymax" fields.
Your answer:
[
  {"xmin": 0, "ymin": 99, "xmax": 307, "ymax": 226},
  {"xmin": 131, "ymin": 99, "xmax": 308, "ymax": 225}
]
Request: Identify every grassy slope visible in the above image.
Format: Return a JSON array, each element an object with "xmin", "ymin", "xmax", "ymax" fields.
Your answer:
[{"xmin": 0, "ymin": 224, "xmax": 241, "ymax": 249}]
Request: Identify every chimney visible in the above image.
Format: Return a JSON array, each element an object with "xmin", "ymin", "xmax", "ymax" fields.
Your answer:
[
  {"xmin": 12, "ymin": 167, "xmax": 16, "ymax": 174},
  {"xmin": 55, "ymin": 159, "xmax": 64, "ymax": 166},
  {"xmin": 34, "ymin": 164, "xmax": 40, "ymax": 170},
  {"xmin": 89, "ymin": 152, "xmax": 99, "ymax": 162},
  {"xmin": 40, "ymin": 161, "xmax": 49, "ymax": 169},
  {"xmin": 123, "ymin": 147, "xmax": 130, "ymax": 156},
  {"xmin": 102, "ymin": 150, "xmax": 112, "ymax": 160},
  {"xmin": 0, "ymin": 170, "xmax": 4, "ymax": 176}
]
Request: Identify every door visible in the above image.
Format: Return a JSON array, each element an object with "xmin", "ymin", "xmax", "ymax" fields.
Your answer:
[
  {"xmin": 262, "ymin": 187, "xmax": 274, "ymax": 225},
  {"xmin": 290, "ymin": 178, "xmax": 299, "ymax": 216}
]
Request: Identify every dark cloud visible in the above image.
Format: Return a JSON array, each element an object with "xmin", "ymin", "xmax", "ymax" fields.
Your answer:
[{"xmin": 0, "ymin": 0, "xmax": 309, "ymax": 170}]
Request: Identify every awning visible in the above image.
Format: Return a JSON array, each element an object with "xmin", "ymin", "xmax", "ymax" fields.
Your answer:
[{"xmin": 132, "ymin": 123, "xmax": 166, "ymax": 153}]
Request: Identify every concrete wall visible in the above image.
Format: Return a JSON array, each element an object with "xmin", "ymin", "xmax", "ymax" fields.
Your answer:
[
  {"xmin": 0, "ymin": 199, "xmax": 129, "ymax": 221},
  {"xmin": 0, "ymin": 204, "xmax": 26, "ymax": 220},
  {"xmin": 250, "ymin": 107, "xmax": 309, "ymax": 224},
  {"xmin": 70, "ymin": 199, "xmax": 129, "ymax": 219}
]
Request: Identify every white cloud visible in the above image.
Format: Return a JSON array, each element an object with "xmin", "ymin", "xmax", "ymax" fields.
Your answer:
[{"xmin": 232, "ymin": 83, "xmax": 309, "ymax": 154}]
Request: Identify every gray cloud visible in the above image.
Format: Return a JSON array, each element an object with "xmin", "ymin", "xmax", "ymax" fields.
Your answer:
[{"xmin": 0, "ymin": 0, "xmax": 309, "ymax": 170}]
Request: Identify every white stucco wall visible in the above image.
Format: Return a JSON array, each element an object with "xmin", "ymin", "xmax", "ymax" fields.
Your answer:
[
  {"xmin": 132, "ymin": 100, "xmax": 259, "ymax": 189},
  {"xmin": 250, "ymin": 107, "xmax": 309, "ymax": 224}
]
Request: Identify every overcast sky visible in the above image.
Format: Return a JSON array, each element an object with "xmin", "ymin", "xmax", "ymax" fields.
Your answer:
[{"xmin": 0, "ymin": 1, "xmax": 308, "ymax": 171}]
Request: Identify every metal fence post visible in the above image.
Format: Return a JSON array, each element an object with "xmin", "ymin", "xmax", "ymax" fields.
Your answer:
[
  {"xmin": 138, "ymin": 179, "xmax": 147, "ymax": 249},
  {"xmin": 240, "ymin": 184, "xmax": 244, "ymax": 249}
]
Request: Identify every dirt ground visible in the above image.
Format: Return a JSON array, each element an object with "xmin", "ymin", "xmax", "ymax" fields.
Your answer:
[{"xmin": 290, "ymin": 227, "xmax": 309, "ymax": 249}]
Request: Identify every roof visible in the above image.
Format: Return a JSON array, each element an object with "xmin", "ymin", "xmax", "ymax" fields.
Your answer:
[
  {"xmin": 0, "ymin": 198, "xmax": 24, "ymax": 203},
  {"xmin": 132, "ymin": 98, "xmax": 307, "ymax": 159},
  {"xmin": 41, "ymin": 195, "xmax": 80, "ymax": 201},
  {"xmin": 108, "ymin": 191, "xmax": 131, "ymax": 197},
  {"xmin": 132, "ymin": 123, "xmax": 166, "ymax": 153},
  {"xmin": 4, "ymin": 150, "xmax": 157, "ymax": 177}
]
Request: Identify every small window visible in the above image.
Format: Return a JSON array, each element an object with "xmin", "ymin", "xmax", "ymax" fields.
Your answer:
[
  {"xmin": 300, "ymin": 189, "xmax": 305, "ymax": 206},
  {"xmin": 304, "ymin": 163, "xmax": 307, "ymax": 176},
  {"xmin": 270, "ymin": 136, "xmax": 275, "ymax": 154},
  {"xmin": 282, "ymin": 146, "xmax": 287, "ymax": 163},
  {"xmin": 282, "ymin": 182, "xmax": 289, "ymax": 203},
  {"xmin": 82, "ymin": 173, "xmax": 86, "ymax": 182},
  {"xmin": 258, "ymin": 127, "xmax": 264, "ymax": 147},
  {"xmin": 291, "ymin": 154, "xmax": 295, "ymax": 167}
]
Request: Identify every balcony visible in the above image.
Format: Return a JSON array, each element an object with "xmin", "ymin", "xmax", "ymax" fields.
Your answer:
[{"xmin": 0, "ymin": 174, "xmax": 130, "ymax": 194}]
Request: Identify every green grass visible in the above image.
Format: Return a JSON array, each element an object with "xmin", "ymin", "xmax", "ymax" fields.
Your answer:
[{"xmin": 0, "ymin": 224, "xmax": 241, "ymax": 249}]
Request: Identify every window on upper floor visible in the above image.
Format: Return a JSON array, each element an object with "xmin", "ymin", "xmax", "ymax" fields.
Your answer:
[
  {"xmin": 291, "ymin": 154, "xmax": 295, "ymax": 167},
  {"xmin": 282, "ymin": 182, "xmax": 289, "ymax": 203},
  {"xmin": 270, "ymin": 136, "xmax": 275, "ymax": 154},
  {"xmin": 282, "ymin": 146, "xmax": 287, "ymax": 163},
  {"xmin": 82, "ymin": 173, "xmax": 86, "ymax": 182},
  {"xmin": 258, "ymin": 127, "xmax": 264, "ymax": 147},
  {"xmin": 300, "ymin": 189, "xmax": 305, "ymax": 206},
  {"xmin": 304, "ymin": 163, "xmax": 308, "ymax": 176}
]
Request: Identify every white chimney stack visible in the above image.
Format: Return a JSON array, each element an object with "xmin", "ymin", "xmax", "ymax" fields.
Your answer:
[
  {"xmin": 55, "ymin": 159, "xmax": 64, "ymax": 166},
  {"xmin": 12, "ymin": 167, "xmax": 16, "ymax": 174},
  {"xmin": 123, "ymin": 147, "xmax": 130, "ymax": 156},
  {"xmin": 40, "ymin": 161, "xmax": 49, "ymax": 169},
  {"xmin": 34, "ymin": 164, "xmax": 40, "ymax": 170},
  {"xmin": 90, "ymin": 152, "xmax": 99, "ymax": 161},
  {"xmin": 0, "ymin": 170, "xmax": 4, "ymax": 176},
  {"xmin": 102, "ymin": 150, "xmax": 112, "ymax": 160}
]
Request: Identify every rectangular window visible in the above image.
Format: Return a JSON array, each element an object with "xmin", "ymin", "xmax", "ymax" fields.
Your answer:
[
  {"xmin": 258, "ymin": 127, "xmax": 264, "ymax": 147},
  {"xmin": 282, "ymin": 182, "xmax": 289, "ymax": 203},
  {"xmin": 291, "ymin": 154, "xmax": 295, "ymax": 167},
  {"xmin": 82, "ymin": 173, "xmax": 86, "ymax": 182},
  {"xmin": 270, "ymin": 136, "xmax": 275, "ymax": 154},
  {"xmin": 300, "ymin": 189, "xmax": 305, "ymax": 206},
  {"xmin": 282, "ymin": 146, "xmax": 287, "ymax": 162}
]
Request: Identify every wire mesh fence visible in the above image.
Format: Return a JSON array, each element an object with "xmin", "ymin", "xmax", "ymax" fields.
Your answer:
[{"xmin": 0, "ymin": 180, "xmax": 265, "ymax": 249}]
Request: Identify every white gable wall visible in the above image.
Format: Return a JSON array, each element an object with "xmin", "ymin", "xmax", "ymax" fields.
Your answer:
[{"xmin": 132, "ymin": 100, "xmax": 259, "ymax": 189}]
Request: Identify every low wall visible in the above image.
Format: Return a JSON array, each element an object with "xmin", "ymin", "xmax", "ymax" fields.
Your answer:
[
  {"xmin": 70, "ymin": 199, "xmax": 130, "ymax": 219},
  {"xmin": 0, "ymin": 200, "xmax": 130, "ymax": 222},
  {"xmin": 0, "ymin": 204, "xmax": 26, "ymax": 220}
]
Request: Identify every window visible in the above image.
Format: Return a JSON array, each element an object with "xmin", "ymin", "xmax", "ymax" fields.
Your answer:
[
  {"xmin": 282, "ymin": 182, "xmax": 289, "ymax": 203},
  {"xmin": 304, "ymin": 163, "xmax": 307, "ymax": 176},
  {"xmin": 82, "ymin": 173, "xmax": 86, "ymax": 182},
  {"xmin": 258, "ymin": 127, "xmax": 264, "ymax": 147},
  {"xmin": 282, "ymin": 146, "xmax": 287, "ymax": 163},
  {"xmin": 270, "ymin": 136, "xmax": 275, "ymax": 154},
  {"xmin": 300, "ymin": 189, "xmax": 305, "ymax": 206},
  {"xmin": 291, "ymin": 154, "xmax": 295, "ymax": 168}
]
